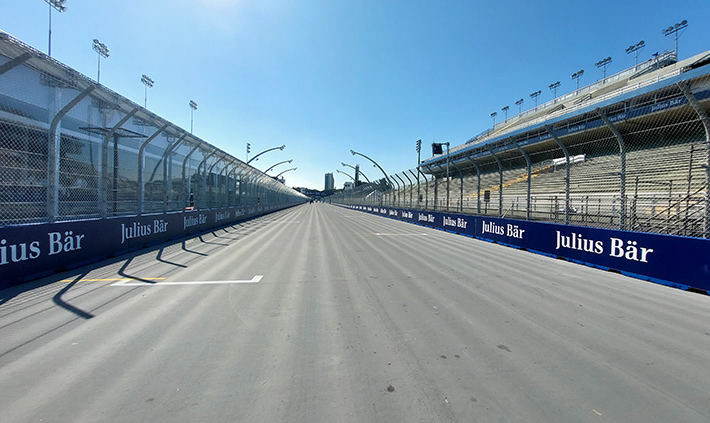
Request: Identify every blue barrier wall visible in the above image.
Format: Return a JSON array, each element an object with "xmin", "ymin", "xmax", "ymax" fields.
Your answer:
[
  {"xmin": 0, "ymin": 203, "xmax": 300, "ymax": 288},
  {"xmin": 340, "ymin": 204, "xmax": 710, "ymax": 292}
]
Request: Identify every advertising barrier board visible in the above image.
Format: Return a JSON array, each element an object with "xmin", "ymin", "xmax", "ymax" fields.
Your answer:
[
  {"xmin": 341, "ymin": 204, "xmax": 710, "ymax": 292},
  {"xmin": 0, "ymin": 203, "xmax": 297, "ymax": 288}
]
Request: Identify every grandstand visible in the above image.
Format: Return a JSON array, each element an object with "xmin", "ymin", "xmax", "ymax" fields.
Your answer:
[{"xmin": 336, "ymin": 48, "xmax": 710, "ymax": 239}]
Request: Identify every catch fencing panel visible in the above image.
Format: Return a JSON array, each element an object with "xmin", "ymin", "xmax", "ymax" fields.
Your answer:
[{"xmin": 0, "ymin": 32, "xmax": 306, "ymax": 228}]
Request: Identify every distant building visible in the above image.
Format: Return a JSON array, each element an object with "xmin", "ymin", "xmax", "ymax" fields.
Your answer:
[
  {"xmin": 344, "ymin": 181, "xmax": 353, "ymax": 190},
  {"xmin": 324, "ymin": 173, "xmax": 334, "ymax": 191}
]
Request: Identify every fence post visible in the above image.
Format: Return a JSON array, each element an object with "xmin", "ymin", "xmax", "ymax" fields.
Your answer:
[
  {"xmin": 546, "ymin": 125, "xmax": 571, "ymax": 225},
  {"xmin": 467, "ymin": 157, "xmax": 481, "ymax": 215},
  {"xmin": 487, "ymin": 147, "xmax": 503, "ymax": 217},
  {"xmin": 511, "ymin": 138, "xmax": 531, "ymax": 220},
  {"xmin": 101, "ymin": 107, "xmax": 139, "ymax": 218},
  {"xmin": 597, "ymin": 108, "xmax": 627, "ymax": 231},
  {"xmin": 137, "ymin": 123, "xmax": 169, "ymax": 215}
]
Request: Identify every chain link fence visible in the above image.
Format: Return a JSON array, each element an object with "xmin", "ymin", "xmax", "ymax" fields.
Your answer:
[
  {"xmin": 332, "ymin": 61, "xmax": 710, "ymax": 239},
  {"xmin": 0, "ymin": 32, "xmax": 306, "ymax": 227}
]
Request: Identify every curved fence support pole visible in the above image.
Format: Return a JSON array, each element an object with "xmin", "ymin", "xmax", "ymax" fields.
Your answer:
[
  {"xmin": 597, "ymin": 108, "xmax": 627, "ymax": 230},
  {"xmin": 47, "ymin": 85, "xmax": 95, "ymax": 222},
  {"xmin": 467, "ymin": 157, "xmax": 481, "ymax": 215},
  {"xmin": 101, "ymin": 107, "xmax": 139, "ymax": 218},
  {"xmin": 546, "ymin": 125, "xmax": 571, "ymax": 225},
  {"xmin": 511, "ymin": 139, "xmax": 532, "ymax": 220},
  {"xmin": 451, "ymin": 161, "xmax": 464, "ymax": 213},
  {"xmin": 0, "ymin": 52, "xmax": 31, "ymax": 76},
  {"xmin": 678, "ymin": 81, "xmax": 710, "ymax": 238},
  {"xmin": 393, "ymin": 174, "xmax": 406, "ymax": 207},
  {"xmin": 417, "ymin": 167, "xmax": 429, "ymax": 209},
  {"xmin": 181, "ymin": 143, "xmax": 201, "ymax": 208},
  {"xmin": 402, "ymin": 171, "xmax": 413, "ymax": 207},
  {"xmin": 487, "ymin": 147, "xmax": 503, "ymax": 217},
  {"xmin": 137, "ymin": 123, "xmax": 170, "ymax": 215},
  {"xmin": 161, "ymin": 134, "xmax": 187, "ymax": 212}
]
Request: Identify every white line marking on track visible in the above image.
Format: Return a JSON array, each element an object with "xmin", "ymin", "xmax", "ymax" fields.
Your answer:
[{"xmin": 112, "ymin": 275, "xmax": 263, "ymax": 287}]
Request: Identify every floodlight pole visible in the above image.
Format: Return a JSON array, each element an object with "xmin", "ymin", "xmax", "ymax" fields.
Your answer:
[
  {"xmin": 571, "ymin": 70, "xmax": 584, "ymax": 90},
  {"xmin": 490, "ymin": 112, "xmax": 497, "ymax": 127},
  {"xmin": 595, "ymin": 57, "xmax": 612, "ymax": 81},
  {"xmin": 92, "ymin": 38, "xmax": 109, "ymax": 83},
  {"xmin": 530, "ymin": 90, "xmax": 542, "ymax": 108},
  {"xmin": 46, "ymin": 0, "xmax": 67, "ymax": 57},
  {"xmin": 189, "ymin": 100, "xmax": 198, "ymax": 134},
  {"xmin": 663, "ymin": 20, "xmax": 688, "ymax": 58},
  {"xmin": 501, "ymin": 106, "xmax": 509, "ymax": 120},
  {"xmin": 141, "ymin": 74, "xmax": 154, "ymax": 109},
  {"xmin": 549, "ymin": 81, "xmax": 561, "ymax": 98},
  {"xmin": 515, "ymin": 98, "xmax": 524, "ymax": 114},
  {"xmin": 625, "ymin": 41, "xmax": 645, "ymax": 71},
  {"xmin": 247, "ymin": 145, "xmax": 286, "ymax": 165}
]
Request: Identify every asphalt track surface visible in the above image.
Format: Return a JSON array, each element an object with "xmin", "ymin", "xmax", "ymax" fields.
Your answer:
[{"xmin": 1, "ymin": 203, "xmax": 710, "ymax": 423}]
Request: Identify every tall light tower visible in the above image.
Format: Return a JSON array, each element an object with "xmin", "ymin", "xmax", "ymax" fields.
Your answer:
[
  {"xmin": 189, "ymin": 100, "xmax": 198, "ymax": 134},
  {"xmin": 92, "ymin": 39, "xmax": 109, "ymax": 83},
  {"xmin": 571, "ymin": 70, "xmax": 584, "ymax": 90},
  {"xmin": 45, "ymin": 0, "xmax": 67, "ymax": 57},
  {"xmin": 595, "ymin": 56, "xmax": 612, "ymax": 80},
  {"xmin": 548, "ymin": 81, "xmax": 561, "ymax": 98},
  {"xmin": 662, "ymin": 20, "xmax": 688, "ymax": 58},
  {"xmin": 490, "ymin": 111, "xmax": 497, "ymax": 127},
  {"xmin": 501, "ymin": 106, "xmax": 509, "ymax": 120},
  {"xmin": 625, "ymin": 41, "xmax": 645, "ymax": 71},
  {"xmin": 515, "ymin": 98, "xmax": 524, "ymax": 114},
  {"xmin": 529, "ymin": 90, "xmax": 542, "ymax": 108},
  {"xmin": 141, "ymin": 74, "xmax": 154, "ymax": 109}
]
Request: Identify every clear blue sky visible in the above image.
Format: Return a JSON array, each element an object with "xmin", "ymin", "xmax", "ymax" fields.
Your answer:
[{"xmin": 2, "ymin": 0, "xmax": 709, "ymax": 190}]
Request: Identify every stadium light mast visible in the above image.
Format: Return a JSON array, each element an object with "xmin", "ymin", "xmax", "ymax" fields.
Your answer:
[
  {"xmin": 515, "ymin": 98, "xmax": 524, "ymax": 114},
  {"xmin": 490, "ymin": 111, "xmax": 497, "ymax": 127},
  {"xmin": 141, "ymin": 74, "xmax": 154, "ymax": 109},
  {"xmin": 501, "ymin": 106, "xmax": 509, "ymax": 120},
  {"xmin": 92, "ymin": 38, "xmax": 109, "ymax": 83},
  {"xmin": 548, "ymin": 81, "xmax": 561, "ymax": 98},
  {"xmin": 625, "ymin": 41, "xmax": 645, "ymax": 71},
  {"xmin": 662, "ymin": 20, "xmax": 688, "ymax": 58},
  {"xmin": 595, "ymin": 56, "xmax": 612, "ymax": 81},
  {"xmin": 571, "ymin": 70, "xmax": 584, "ymax": 90},
  {"xmin": 45, "ymin": 0, "xmax": 67, "ymax": 57},
  {"xmin": 246, "ymin": 143, "xmax": 251, "ymax": 162},
  {"xmin": 529, "ymin": 90, "xmax": 542, "ymax": 108},
  {"xmin": 188, "ymin": 100, "xmax": 198, "ymax": 134}
]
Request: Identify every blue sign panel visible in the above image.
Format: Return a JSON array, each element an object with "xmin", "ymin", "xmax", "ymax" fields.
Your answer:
[
  {"xmin": 0, "ymin": 203, "xmax": 299, "ymax": 288},
  {"xmin": 341, "ymin": 204, "xmax": 710, "ymax": 292}
]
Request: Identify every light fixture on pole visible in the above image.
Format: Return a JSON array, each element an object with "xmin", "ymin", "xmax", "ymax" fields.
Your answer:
[
  {"xmin": 662, "ymin": 20, "xmax": 688, "ymax": 58},
  {"xmin": 529, "ymin": 90, "xmax": 542, "ymax": 108},
  {"xmin": 342, "ymin": 162, "xmax": 370, "ymax": 183},
  {"xmin": 571, "ymin": 70, "xmax": 584, "ymax": 90},
  {"xmin": 490, "ymin": 111, "xmax": 497, "ymax": 127},
  {"xmin": 247, "ymin": 145, "xmax": 285, "ymax": 165},
  {"xmin": 501, "ymin": 106, "xmax": 509, "ymax": 120},
  {"xmin": 92, "ymin": 38, "xmax": 109, "ymax": 83},
  {"xmin": 188, "ymin": 100, "xmax": 198, "ymax": 134},
  {"xmin": 595, "ymin": 56, "xmax": 612, "ymax": 80},
  {"xmin": 141, "ymin": 74, "xmax": 154, "ymax": 109},
  {"xmin": 45, "ymin": 0, "xmax": 67, "ymax": 57},
  {"xmin": 625, "ymin": 41, "xmax": 645, "ymax": 71},
  {"xmin": 264, "ymin": 159, "xmax": 293, "ymax": 174},
  {"xmin": 515, "ymin": 98, "xmax": 524, "ymax": 114},
  {"xmin": 275, "ymin": 167, "xmax": 296, "ymax": 179},
  {"xmin": 548, "ymin": 81, "xmax": 561, "ymax": 98},
  {"xmin": 246, "ymin": 143, "xmax": 251, "ymax": 162}
]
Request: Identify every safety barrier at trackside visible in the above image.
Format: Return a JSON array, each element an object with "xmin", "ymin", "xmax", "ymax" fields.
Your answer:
[
  {"xmin": 338, "ymin": 204, "xmax": 710, "ymax": 293},
  {"xmin": 0, "ymin": 203, "xmax": 300, "ymax": 288}
]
